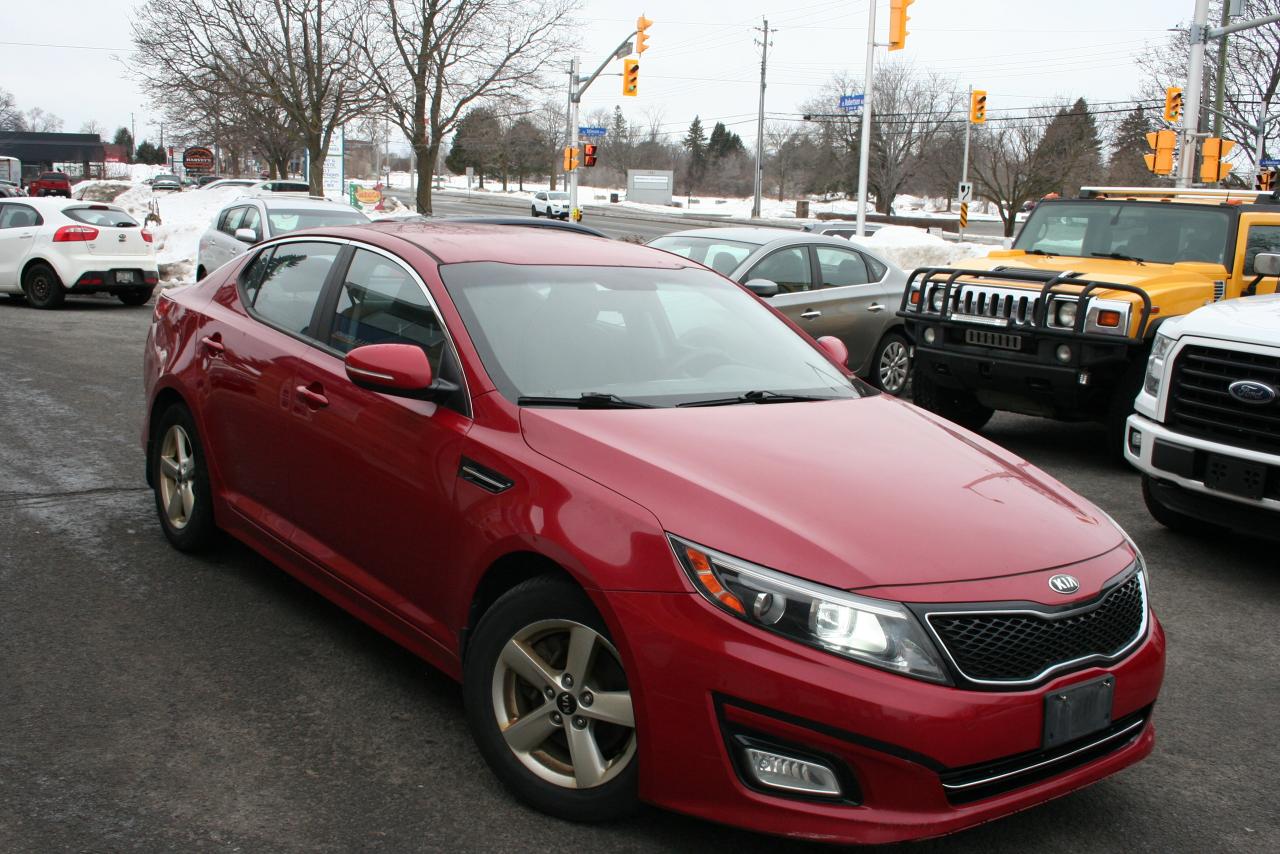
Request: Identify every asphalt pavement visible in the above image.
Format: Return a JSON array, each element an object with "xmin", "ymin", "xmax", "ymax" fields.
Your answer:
[{"xmin": 1, "ymin": 297, "xmax": 1276, "ymax": 853}]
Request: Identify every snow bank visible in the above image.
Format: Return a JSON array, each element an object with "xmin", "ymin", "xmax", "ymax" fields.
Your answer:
[
  {"xmin": 855, "ymin": 226, "xmax": 993, "ymax": 270},
  {"xmin": 103, "ymin": 185, "xmax": 253, "ymax": 283},
  {"xmin": 72, "ymin": 180, "xmax": 134, "ymax": 202}
]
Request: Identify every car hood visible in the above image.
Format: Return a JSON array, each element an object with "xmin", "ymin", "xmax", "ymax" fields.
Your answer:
[
  {"xmin": 1166, "ymin": 292, "xmax": 1280, "ymax": 348},
  {"xmin": 519, "ymin": 396, "xmax": 1123, "ymax": 591}
]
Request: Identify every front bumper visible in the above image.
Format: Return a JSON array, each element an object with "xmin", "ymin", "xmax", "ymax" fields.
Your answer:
[{"xmin": 608, "ymin": 589, "xmax": 1164, "ymax": 845}]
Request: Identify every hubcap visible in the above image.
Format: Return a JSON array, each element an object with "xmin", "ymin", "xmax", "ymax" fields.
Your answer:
[
  {"xmin": 492, "ymin": 619, "xmax": 636, "ymax": 789},
  {"xmin": 157, "ymin": 424, "xmax": 196, "ymax": 530},
  {"xmin": 30, "ymin": 276, "xmax": 50, "ymax": 301},
  {"xmin": 879, "ymin": 340, "xmax": 909, "ymax": 394}
]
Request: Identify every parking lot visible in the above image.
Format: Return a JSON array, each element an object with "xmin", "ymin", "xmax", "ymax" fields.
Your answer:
[{"xmin": 1, "ymin": 298, "xmax": 1276, "ymax": 853}]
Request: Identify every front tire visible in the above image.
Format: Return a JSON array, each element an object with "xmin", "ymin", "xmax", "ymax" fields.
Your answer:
[
  {"xmin": 872, "ymin": 330, "xmax": 911, "ymax": 396},
  {"xmin": 22, "ymin": 263, "xmax": 65, "ymax": 309},
  {"xmin": 531, "ymin": 206, "xmax": 540, "ymax": 217},
  {"xmin": 463, "ymin": 576, "xmax": 639, "ymax": 822},
  {"xmin": 910, "ymin": 363, "xmax": 993, "ymax": 431},
  {"xmin": 118, "ymin": 288, "xmax": 154, "ymax": 306},
  {"xmin": 151, "ymin": 404, "xmax": 218, "ymax": 552}
]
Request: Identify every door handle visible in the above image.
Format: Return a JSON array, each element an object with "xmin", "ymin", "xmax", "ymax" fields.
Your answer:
[
  {"xmin": 200, "ymin": 334, "xmax": 225, "ymax": 355},
  {"xmin": 800, "ymin": 309, "xmax": 823, "ymax": 320},
  {"xmin": 867, "ymin": 303, "xmax": 886, "ymax": 312},
  {"xmin": 296, "ymin": 384, "xmax": 329, "ymax": 409}
]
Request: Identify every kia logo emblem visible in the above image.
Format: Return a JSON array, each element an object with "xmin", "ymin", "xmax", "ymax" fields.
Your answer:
[
  {"xmin": 1228, "ymin": 380, "xmax": 1277, "ymax": 405},
  {"xmin": 1048, "ymin": 574, "xmax": 1080, "ymax": 595}
]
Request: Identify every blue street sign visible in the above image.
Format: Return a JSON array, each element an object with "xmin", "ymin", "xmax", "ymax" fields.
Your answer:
[
  {"xmin": 838, "ymin": 94, "xmax": 864, "ymax": 112},
  {"xmin": 579, "ymin": 127, "xmax": 607, "ymax": 137},
  {"xmin": 1262, "ymin": 158, "xmax": 1280, "ymax": 168}
]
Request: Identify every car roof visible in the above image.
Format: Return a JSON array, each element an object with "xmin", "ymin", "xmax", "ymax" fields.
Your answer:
[
  {"xmin": 2, "ymin": 197, "xmax": 120, "ymax": 211},
  {"xmin": 225, "ymin": 196, "xmax": 359, "ymax": 212},
  {"xmin": 354, "ymin": 221, "xmax": 688, "ymax": 267},
  {"xmin": 660, "ymin": 226, "xmax": 877, "ymax": 249}
]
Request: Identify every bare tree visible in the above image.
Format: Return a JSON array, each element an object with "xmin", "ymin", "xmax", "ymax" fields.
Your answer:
[
  {"xmin": 361, "ymin": 0, "xmax": 577, "ymax": 213},
  {"xmin": 0, "ymin": 88, "xmax": 23, "ymax": 132},
  {"xmin": 25, "ymin": 108, "xmax": 64, "ymax": 133},
  {"xmin": 537, "ymin": 99, "xmax": 566, "ymax": 190},
  {"xmin": 969, "ymin": 116, "xmax": 1066, "ymax": 237}
]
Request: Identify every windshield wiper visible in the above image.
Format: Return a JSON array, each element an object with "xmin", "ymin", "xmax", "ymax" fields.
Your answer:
[
  {"xmin": 677, "ymin": 390, "xmax": 838, "ymax": 408},
  {"xmin": 1091, "ymin": 251, "xmax": 1145, "ymax": 265},
  {"xmin": 516, "ymin": 393, "xmax": 656, "ymax": 409},
  {"xmin": 1023, "ymin": 248, "xmax": 1056, "ymax": 257}
]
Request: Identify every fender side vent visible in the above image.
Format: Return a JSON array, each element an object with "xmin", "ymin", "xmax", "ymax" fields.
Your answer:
[{"xmin": 459, "ymin": 458, "xmax": 513, "ymax": 494}]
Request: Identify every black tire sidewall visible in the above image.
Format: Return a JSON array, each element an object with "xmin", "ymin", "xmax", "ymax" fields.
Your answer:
[
  {"xmin": 23, "ymin": 263, "xmax": 64, "ymax": 309},
  {"xmin": 462, "ymin": 576, "xmax": 640, "ymax": 822},
  {"xmin": 151, "ymin": 404, "xmax": 218, "ymax": 552}
]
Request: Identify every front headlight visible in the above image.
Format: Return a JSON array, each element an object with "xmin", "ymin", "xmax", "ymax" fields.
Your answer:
[
  {"xmin": 1053, "ymin": 299, "xmax": 1078, "ymax": 328},
  {"xmin": 670, "ymin": 535, "xmax": 951, "ymax": 684},
  {"xmin": 1143, "ymin": 330, "xmax": 1177, "ymax": 397}
]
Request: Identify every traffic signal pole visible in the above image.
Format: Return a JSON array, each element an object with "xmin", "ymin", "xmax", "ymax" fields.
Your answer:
[
  {"xmin": 959, "ymin": 85, "xmax": 972, "ymax": 242},
  {"xmin": 566, "ymin": 30, "xmax": 641, "ymax": 221},
  {"xmin": 855, "ymin": 0, "xmax": 877, "ymax": 238}
]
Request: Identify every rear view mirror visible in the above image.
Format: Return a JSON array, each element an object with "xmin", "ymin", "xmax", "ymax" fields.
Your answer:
[
  {"xmin": 744, "ymin": 278, "xmax": 780, "ymax": 298},
  {"xmin": 234, "ymin": 227, "xmax": 259, "ymax": 244},
  {"xmin": 816, "ymin": 336, "xmax": 848, "ymax": 367},
  {"xmin": 344, "ymin": 343, "xmax": 457, "ymax": 401},
  {"xmin": 1254, "ymin": 253, "xmax": 1280, "ymax": 277}
]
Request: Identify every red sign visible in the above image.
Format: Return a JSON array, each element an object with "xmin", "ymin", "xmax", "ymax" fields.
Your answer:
[{"xmin": 183, "ymin": 146, "xmax": 214, "ymax": 172}]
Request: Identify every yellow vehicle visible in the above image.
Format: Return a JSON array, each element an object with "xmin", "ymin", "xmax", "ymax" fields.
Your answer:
[{"xmin": 899, "ymin": 186, "xmax": 1280, "ymax": 451}]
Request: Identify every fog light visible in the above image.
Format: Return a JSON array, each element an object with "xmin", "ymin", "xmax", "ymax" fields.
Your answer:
[
  {"xmin": 1055, "ymin": 344, "xmax": 1072, "ymax": 363},
  {"xmin": 923, "ymin": 327, "xmax": 937, "ymax": 344},
  {"xmin": 742, "ymin": 746, "xmax": 842, "ymax": 797},
  {"xmin": 1128, "ymin": 427, "xmax": 1143, "ymax": 456}
]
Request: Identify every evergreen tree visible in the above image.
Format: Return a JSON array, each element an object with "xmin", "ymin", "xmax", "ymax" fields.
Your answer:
[
  {"xmin": 707, "ymin": 122, "xmax": 745, "ymax": 160},
  {"xmin": 1036, "ymin": 98, "xmax": 1103, "ymax": 197},
  {"xmin": 445, "ymin": 107, "xmax": 502, "ymax": 188},
  {"xmin": 113, "ymin": 127, "xmax": 135, "ymax": 162},
  {"xmin": 1106, "ymin": 106, "xmax": 1161, "ymax": 186},
  {"xmin": 684, "ymin": 116, "xmax": 707, "ymax": 193}
]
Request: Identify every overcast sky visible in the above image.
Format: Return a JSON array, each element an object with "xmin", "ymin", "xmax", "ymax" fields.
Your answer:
[{"xmin": 2, "ymin": 0, "xmax": 1189, "ymax": 149}]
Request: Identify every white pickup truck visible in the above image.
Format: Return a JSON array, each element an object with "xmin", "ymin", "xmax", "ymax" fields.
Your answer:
[{"xmin": 1126, "ymin": 258, "xmax": 1280, "ymax": 538}]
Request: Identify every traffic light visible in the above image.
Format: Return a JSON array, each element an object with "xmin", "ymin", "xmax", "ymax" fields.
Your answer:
[
  {"xmin": 636, "ymin": 14, "xmax": 652, "ymax": 54},
  {"xmin": 1258, "ymin": 170, "xmax": 1276, "ymax": 191},
  {"xmin": 623, "ymin": 58, "xmax": 639, "ymax": 96},
  {"xmin": 1144, "ymin": 130, "xmax": 1177, "ymax": 176},
  {"xmin": 563, "ymin": 146, "xmax": 579, "ymax": 172},
  {"xmin": 1200, "ymin": 137, "xmax": 1235, "ymax": 183},
  {"xmin": 1163, "ymin": 87, "xmax": 1183, "ymax": 123},
  {"xmin": 889, "ymin": 0, "xmax": 913, "ymax": 51},
  {"xmin": 583, "ymin": 143, "xmax": 598, "ymax": 167},
  {"xmin": 969, "ymin": 90, "xmax": 987, "ymax": 124}
]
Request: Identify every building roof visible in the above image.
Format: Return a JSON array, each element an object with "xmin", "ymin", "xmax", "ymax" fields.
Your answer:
[{"xmin": 0, "ymin": 132, "xmax": 107, "ymax": 164}]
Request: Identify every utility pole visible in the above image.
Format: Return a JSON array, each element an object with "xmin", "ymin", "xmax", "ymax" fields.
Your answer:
[
  {"xmin": 567, "ymin": 57, "xmax": 581, "ymax": 219},
  {"xmin": 855, "ymin": 0, "xmax": 878, "ymax": 237},
  {"xmin": 1213, "ymin": 0, "xmax": 1230, "ymax": 137},
  {"xmin": 130, "ymin": 112, "xmax": 136, "ymax": 161},
  {"xmin": 750, "ymin": 18, "xmax": 771, "ymax": 220}
]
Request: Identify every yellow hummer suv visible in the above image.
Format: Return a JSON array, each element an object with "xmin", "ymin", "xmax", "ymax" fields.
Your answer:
[{"xmin": 899, "ymin": 187, "xmax": 1280, "ymax": 451}]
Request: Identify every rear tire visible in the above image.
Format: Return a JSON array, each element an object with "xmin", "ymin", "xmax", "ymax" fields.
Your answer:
[
  {"xmin": 871, "ymin": 330, "xmax": 911, "ymax": 396},
  {"xmin": 1142, "ymin": 475, "xmax": 1226, "ymax": 537},
  {"xmin": 22, "ymin": 263, "xmax": 65, "ymax": 309},
  {"xmin": 118, "ymin": 288, "xmax": 154, "ymax": 307},
  {"xmin": 151, "ymin": 404, "xmax": 218, "ymax": 552},
  {"xmin": 910, "ymin": 363, "xmax": 993, "ymax": 431},
  {"xmin": 463, "ymin": 576, "xmax": 640, "ymax": 823}
]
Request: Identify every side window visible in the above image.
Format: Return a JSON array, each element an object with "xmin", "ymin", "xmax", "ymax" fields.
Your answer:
[
  {"xmin": 1244, "ymin": 225, "xmax": 1280, "ymax": 276},
  {"xmin": 815, "ymin": 245, "xmax": 870, "ymax": 288},
  {"xmin": 747, "ymin": 246, "xmax": 812, "ymax": 294},
  {"xmin": 0, "ymin": 204, "xmax": 41, "ymax": 228},
  {"xmin": 865, "ymin": 254, "xmax": 888, "ymax": 281},
  {"xmin": 219, "ymin": 207, "xmax": 245, "ymax": 234},
  {"xmin": 245, "ymin": 241, "xmax": 341, "ymax": 337},
  {"xmin": 328, "ymin": 249, "xmax": 447, "ymax": 373},
  {"xmin": 240, "ymin": 206, "xmax": 261, "ymax": 239}
]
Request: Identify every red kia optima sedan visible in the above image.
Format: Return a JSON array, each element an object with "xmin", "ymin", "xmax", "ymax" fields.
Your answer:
[{"xmin": 142, "ymin": 223, "xmax": 1164, "ymax": 844}]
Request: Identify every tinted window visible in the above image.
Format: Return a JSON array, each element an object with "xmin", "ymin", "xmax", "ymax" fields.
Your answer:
[
  {"xmin": 0, "ymin": 204, "xmax": 42, "ymax": 228},
  {"xmin": 647, "ymin": 235, "xmax": 758, "ymax": 275},
  {"xmin": 865, "ymin": 255, "xmax": 888, "ymax": 281},
  {"xmin": 240, "ymin": 206, "xmax": 261, "ymax": 238},
  {"xmin": 815, "ymin": 245, "xmax": 870, "ymax": 287},
  {"xmin": 243, "ymin": 242, "xmax": 341, "ymax": 337},
  {"xmin": 63, "ymin": 206, "xmax": 138, "ymax": 228},
  {"xmin": 265, "ymin": 208, "xmax": 369, "ymax": 235},
  {"xmin": 219, "ymin": 207, "xmax": 245, "ymax": 234},
  {"xmin": 1245, "ymin": 225, "xmax": 1280, "ymax": 276},
  {"xmin": 747, "ymin": 246, "xmax": 812, "ymax": 293},
  {"xmin": 328, "ymin": 250, "xmax": 447, "ymax": 370}
]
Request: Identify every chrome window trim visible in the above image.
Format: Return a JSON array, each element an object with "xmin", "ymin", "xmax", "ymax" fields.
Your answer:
[{"xmin": 921, "ymin": 565, "xmax": 1148, "ymax": 688}]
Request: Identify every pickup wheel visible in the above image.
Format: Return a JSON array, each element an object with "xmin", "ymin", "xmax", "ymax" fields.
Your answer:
[
  {"xmin": 910, "ymin": 363, "xmax": 993, "ymax": 431},
  {"xmin": 23, "ymin": 263, "xmax": 65, "ymax": 309},
  {"xmin": 1142, "ymin": 476, "xmax": 1225, "ymax": 537}
]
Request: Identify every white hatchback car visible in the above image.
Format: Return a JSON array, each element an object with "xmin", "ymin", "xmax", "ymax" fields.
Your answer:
[
  {"xmin": 196, "ymin": 196, "xmax": 371, "ymax": 279},
  {"xmin": 531, "ymin": 190, "xmax": 570, "ymax": 219},
  {"xmin": 245, "ymin": 180, "xmax": 312, "ymax": 198},
  {"xmin": 0, "ymin": 198, "xmax": 158, "ymax": 308}
]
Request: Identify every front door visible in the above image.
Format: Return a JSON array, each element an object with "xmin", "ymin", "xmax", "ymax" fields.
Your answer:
[
  {"xmin": 0, "ymin": 203, "xmax": 41, "ymax": 289},
  {"xmin": 1239, "ymin": 218, "xmax": 1280, "ymax": 296}
]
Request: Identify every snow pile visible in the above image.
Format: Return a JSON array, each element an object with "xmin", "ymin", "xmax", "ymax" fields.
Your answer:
[
  {"xmin": 72, "ymin": 180, "xmax": 134, "ymax": 202},
  {"xmin": 856, "ymin": 226, "xmax": 993, "ymax": 270},
  {"xmin": 104, "ymin": 185, "xmax": 252, "ymax": 283}
]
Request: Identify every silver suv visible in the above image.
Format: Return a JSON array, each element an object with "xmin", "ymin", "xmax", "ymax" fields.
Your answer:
[{"xmin": 196, "ymin": 197, "xmax": 370, "ymax": 280}]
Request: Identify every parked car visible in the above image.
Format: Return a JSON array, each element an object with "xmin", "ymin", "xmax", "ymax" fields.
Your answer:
[
  {"xmin": 648, "ymin": 227, "xmax": 913, "ymax": 394},
  {"xmin": 802, "ymin": 221, "xmax": 883, "ymax": 238},
  {"xmin": 196, "ymin": 196, "xmax": 370, "ymax": 279},
  {"xmin": 27, "ymin": 172, "xmax": 73, "ymax": 198},
  {"xmin": 531, "ymin": 190, "xmax": 570, "ymax": 219},
  {"xmin": 143, "ymin": 222, "xmax": 1163, "ymax": 845},
  {"xmin": 245, "ymin": 179, "xmax": 311, "ymax": 198},
  {"xmin": 0, "ymin": 198, "xmax": 158, "ymax": 308},
  {"xmin": 198, "ymin": 178, "xmax": 257, "ymax": 192},
  {"xmin": 197, "ymin": 174, "xmax": 226, "ymax": 187},
  {"xmin": 0, "ymin": 180, "xmax": 25, "ymax": 198},
  {"xmin": 151, "ymin": 174, "xmax": 182, "ymax": 192},
  {"xmin": 1126, "ymin": 279, "xmax": 1280, "ymax": 539}
]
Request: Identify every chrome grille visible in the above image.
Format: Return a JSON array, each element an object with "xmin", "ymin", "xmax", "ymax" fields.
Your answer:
[
  {"xmin": 1167, "ymin": 345, "xmax": 1280, "ymax": 454},
  {"xmin": 924, "ymin": 282, "xmax": 1043, "ymax": 326},
  {"xmin": 926, "ymin": 573, "xmax": 1147, "ymax": 685}
]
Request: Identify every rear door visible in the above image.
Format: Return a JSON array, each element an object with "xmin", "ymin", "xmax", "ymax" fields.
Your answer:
[
  {"xmin": 810, "ymin": 243, "xmax": 897, "ymax": 371},
  {"xmin": 0, "ymin": 203, "xmax": 42, "ymax": 289}
]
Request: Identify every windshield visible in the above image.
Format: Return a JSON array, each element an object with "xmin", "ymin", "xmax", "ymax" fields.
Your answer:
[
  {"xmin": 1015, "ymin": 201, "xmax": 1233, "ymax": 266},
  {"xmin": 648, "ymin": 235, "xmax": 760, "ymax": 275},
  {"xmin": 266, "ymin": 209, "xmax": 370, "ymax": 233},
  {"xmin": 439, "ymin": 262, "xmax": 862, "ymax": 406},
  {"xmin": 547, "ymin": 192, "xmax": 569, "ymax": 200}
]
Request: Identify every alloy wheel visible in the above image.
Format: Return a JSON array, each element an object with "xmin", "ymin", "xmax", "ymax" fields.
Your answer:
[
  {"xmin": 879, "ymin": 339, "xmax": 910, "ymax": 395},
  {"xmin": 157, "ymin": 424, "xmax": 197, "ymax": 529},
  {"xmin": 491, "ymin": 619, "xmax": 636, "ymax": 789}
]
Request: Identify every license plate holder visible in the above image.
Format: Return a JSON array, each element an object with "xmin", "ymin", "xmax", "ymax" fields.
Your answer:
[
  {"xmin": 115, "ymin": 270, "xmax": 137, "ymax": 284},
  {"xmin": 1043, "ymin": 675, "xmax": 1113, "ymax": 750},
  {"xmin": 1204, "ymin": 454, "xmax": 1267, "ymax": 500}
]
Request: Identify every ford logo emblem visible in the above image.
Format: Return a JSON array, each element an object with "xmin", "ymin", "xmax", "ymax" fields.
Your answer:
[
  {"xmin": 1048, "ymin": 574, "xmax": 1080, "ymax": 595},
  {"xmin": 1228, "ymin": 380, "xmax": 1277, "ymax": 405}
]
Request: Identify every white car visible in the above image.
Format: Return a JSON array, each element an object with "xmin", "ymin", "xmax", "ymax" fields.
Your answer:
[
  {"xmin": 199, "ymin": 178, "xmax": 258, "ymax": 192},
  {"xmin": 0, "ymin": 197, "xmax": 158, "ymax": 309},
  {"xmin": 531, "ymin": 190, "xmax": 570, "ymax": 219},
  {"xmin": 1126, "ymin": 255, "xmax": 1280, "ymax": 539},
  {"xmin": 196, "ymin": 196, "xmax": 370, "ymax": 279},
  {"xmin": 245, "ymin": 179, "xmax": 312, "ymax": 198}
]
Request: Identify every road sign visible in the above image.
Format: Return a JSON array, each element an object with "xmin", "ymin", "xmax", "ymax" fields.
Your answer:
[
  {"xmin": 839, "ymin": 94, "xmax": 864, "ymax": 112},
  {"xmin": 959, "ymin": 202, "xmax": 969, "ymax": 229},
  {"xmin": 579, "ymin": 127, "xmax": 607, "ymax": 137},
  {"xmin": 958, "ymin": 182, "xmax": 973, "ymax": 203},
  {"xmin": 1262, "ymin": 158, "xmax": 1280, "ymax": 168}
]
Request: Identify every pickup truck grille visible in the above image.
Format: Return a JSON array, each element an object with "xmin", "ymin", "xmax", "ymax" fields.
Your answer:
[
  {"xmin": 926, "ymin": 573, "xmax": 1146, "ymax": 685},
  {"xmin": 1167, "ymin": 345, "xmax": 1280, "ymax": 455},
  {"xmin": 924, "ymin": 282, "xmax": 1043, "ymax": 326}
]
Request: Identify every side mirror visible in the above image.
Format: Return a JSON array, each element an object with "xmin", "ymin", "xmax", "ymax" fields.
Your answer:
[
  {"xmin": 344, "ymin": 343, "xmax": 458, "ymax": 401},
  {"xmin": 816, "ymin": 335, "xmax": 848, "ymax": 367},
  {"xmin": 744, "ymin": 278, "xmax": 780, "ymax": 298},
  {"xmin": 1254, "ymin": 252, "xmax": 1280, "ymax": 277},
  {"xmin": 234, "ymin": 227, "xmax": 259, "ymax": 244}
]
